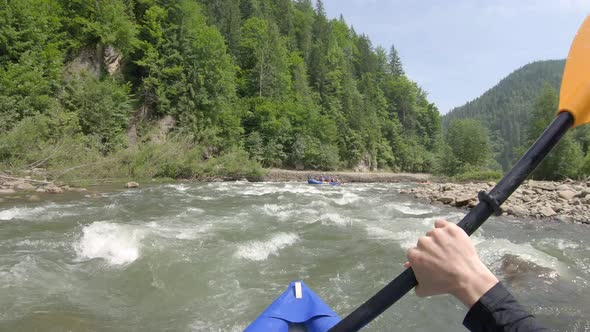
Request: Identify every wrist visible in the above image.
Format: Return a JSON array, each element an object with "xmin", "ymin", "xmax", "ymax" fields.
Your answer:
[{"xmin": 453, "ymin": 263, "xmax": 499, "ymax": 308}]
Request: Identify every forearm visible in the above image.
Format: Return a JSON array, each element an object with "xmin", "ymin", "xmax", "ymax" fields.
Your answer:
[{"xmin": 463, "ymin": 282, "xmax": 548, "ymax": 332}]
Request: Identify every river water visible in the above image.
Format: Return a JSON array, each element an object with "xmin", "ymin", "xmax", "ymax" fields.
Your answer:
[{"xmin": 0, "ymin": 182, "xmax": 589, "ymax": 331}]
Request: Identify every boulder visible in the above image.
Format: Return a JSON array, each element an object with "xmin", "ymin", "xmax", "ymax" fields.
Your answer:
[
  {"xmin": 528, "ymin": 181, "xmax": 556, "ymax": 191},
  {"xmin": 454, "ymin": 196, "xmax": 474, "ymax": 207},
  {"xmin": 125, "ymin": 182, "xmax": 140, "ymax": 189},
  {"xmin": 0, "ymin": 188, "xmax": 16, "ymax": 194},
  {"xmin": 15, "ymin": 182, "xmax": 35, "ymax": 190},
  {"xmin": 44, "ymin": 185, "xmax": 64, "ymax": 194},
  {"xmin": 539, "ymin": 206, "xmax": 557, "ymax": 218},
  {"xmin": 558, "ymin": 190, "xmax": 577, "ymax": 201},
  {"xmin": 437, "ymin": 196, "xmax": 454, "ymax": 204},
  {"xmin": 506, "ymin": 205, "xmax": 527, "ymax": 217},
  {"xmin": 5, "ymin": 180, "xmax": 24, "ymax": 188}
]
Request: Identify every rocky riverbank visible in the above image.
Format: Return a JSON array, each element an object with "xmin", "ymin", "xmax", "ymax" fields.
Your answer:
[
  {"xmin": 400, "ymin": 179, "xmax": 590, "ymax": 224},
  {"xmin": 0, "ymin": 174, "xmax": 75, "ymax": 194}
]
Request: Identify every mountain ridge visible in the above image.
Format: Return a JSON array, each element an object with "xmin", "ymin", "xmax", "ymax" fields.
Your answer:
[{"xmin": 443, "ymin": 59, "xmax": 565, "ymax": 170}]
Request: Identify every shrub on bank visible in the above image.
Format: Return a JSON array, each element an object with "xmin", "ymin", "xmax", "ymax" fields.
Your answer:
[{"xmin": 0, "ymin": 119, "xmax": 265, "ymax": 183}]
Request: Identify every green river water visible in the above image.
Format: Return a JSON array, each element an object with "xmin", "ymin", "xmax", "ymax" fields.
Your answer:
[{"xmin": 0, "ymin": 182, "xmax": 589, "ymax": 331}]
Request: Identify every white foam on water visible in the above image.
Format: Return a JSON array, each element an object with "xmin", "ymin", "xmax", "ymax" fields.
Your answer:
[
  {"xmin": 537, "ymin": 238, "xmax": 581, "ymax": 251},
  {"xmin": 1, "ymin": 202, "xmax": 82, "ymax": 221},
  {"xmin": 365, "ymin": 225, "xmax": 400, "ymax": 240},
  {"xmin": 316, "ymin": 212, "xmax": 351, "ymax": 226},
  {"xmin": 1, "ymin": 255, "xmax": 35, "ymax": 287},
  {"xmin": 175, "ymin": 223, "xmax": 213, "ymax": 240},
  {"xmin": 235, "ymin": 232, "xmax": 299, "ymax": 261},
  {"xmin": 166, "ymin": 184, "xmax": 190, "ymax": 192},
  {"xmin": 0, "ymin": 206, "xmax": 47, "ymax": 221},
  {"xmin": 194, "ymin": 195, "xmax": 215, "ymax": 201},
  {"xmin": 239, "ymin": 183, "xmax": 321, "ymax": 197},
  {"xmin": 389, "ymin": 202, "xmax": 435, "ymax": 215},
  {"xmin": 332, "ymin": 192, "xmax": 361, "ymax": 205},
  {"xmin": 477, "ymin": 238, "xmax": 565, "ymax": 276},
  {"xmin": 309, "ymin": 200, "xmax": 329, "ymax": 209},
  {"xmin": 175, "ymin": 225, "xmax": 212, "ymax": 240},
  {"xmin": 260, "ymin": 204, "xmax": 297, "ymax": 221},
  {"xmin": 15, "ymin": 239, "xmax": 63, "ymax": 250},
  {"xmin": 75, "ymin": 221, "xmax": 145, "ymax": 265},
  {"xmin": 176, "ymin": 207, "xmax": 205, "ymax": 218},
  {"xmin": 144, "ymin": 221, "xmax": 212, "ymax": 240}
]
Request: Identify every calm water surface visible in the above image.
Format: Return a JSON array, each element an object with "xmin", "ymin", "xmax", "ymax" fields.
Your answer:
[{"xmin": 0, "ymin": 182, "xmax": 589, "ymax": 331}]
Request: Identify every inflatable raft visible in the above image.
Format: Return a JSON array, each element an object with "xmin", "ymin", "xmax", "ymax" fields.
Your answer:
[
  {"xmin": 245, "ymin": 281, "xmax": 341, "ymax": 332},
  {"xmin": 307, "ymin": 179, "xmax": 340, "ymax": 186}
]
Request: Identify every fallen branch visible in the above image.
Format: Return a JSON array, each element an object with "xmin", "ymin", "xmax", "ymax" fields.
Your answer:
[
  {"xmin": 49, "ymin": 159, "xmax": 117, "ymax": 178},
  {"xmin": 25, "ymin": 139, "xmax": 66, "ymax": 170},
  {"xmin": 0, "ymin": 174, "xmax": 52, "ymax": 184},
  {"xmin": 524, "ymin": 196, "xmax": 541, "ymax": 206}
]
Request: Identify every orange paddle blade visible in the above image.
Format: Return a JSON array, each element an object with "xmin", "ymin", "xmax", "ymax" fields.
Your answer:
[{"xmin": 559, "ymin": 15, "xmax": 590, "ymax": 127}]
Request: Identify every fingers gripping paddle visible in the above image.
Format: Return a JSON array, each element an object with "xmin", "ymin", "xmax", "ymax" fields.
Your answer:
[{"xmin": 329, "ymin": 15, "xmax": 590, "ymax": 332}]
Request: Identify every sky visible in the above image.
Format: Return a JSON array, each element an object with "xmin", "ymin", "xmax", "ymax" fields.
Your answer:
[{"xmin": 322, "ymin": 0, "xmax": 590, "ymax": 114}]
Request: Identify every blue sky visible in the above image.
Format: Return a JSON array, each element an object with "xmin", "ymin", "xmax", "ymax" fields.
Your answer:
[{"xmin": 322, "ymin": 0, "xmax": 590, "ymax": 114}]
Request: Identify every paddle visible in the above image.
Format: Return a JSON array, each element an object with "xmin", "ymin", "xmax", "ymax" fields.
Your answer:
[{"xmin": 329, "ymin": 15, "xmax": 590, "ymax": 332}]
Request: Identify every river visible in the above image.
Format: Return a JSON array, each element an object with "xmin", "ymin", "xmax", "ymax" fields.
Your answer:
[{"xmin": 0, "ymin": 182, "xmax": 589, "ymax": 331}]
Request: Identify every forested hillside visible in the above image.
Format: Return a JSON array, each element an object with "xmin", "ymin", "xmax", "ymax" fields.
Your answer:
[
  {"xmin": 443, "ymin": 60, "xmax": 565, "ymax": 170},
  {"xmin": 0, "ymin": 0, "xmax": 441, "ymax": 181}
]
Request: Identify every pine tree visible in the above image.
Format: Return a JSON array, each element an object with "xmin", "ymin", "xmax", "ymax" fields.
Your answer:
[{"xmin": 388, "ymin": 44, "xmax": 404, "ymax": 77}]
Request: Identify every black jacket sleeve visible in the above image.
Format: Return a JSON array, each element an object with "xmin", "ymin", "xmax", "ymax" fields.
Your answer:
[{"xmin": 463, "ymin": 282, "xmax": 548, "ymax": 332}]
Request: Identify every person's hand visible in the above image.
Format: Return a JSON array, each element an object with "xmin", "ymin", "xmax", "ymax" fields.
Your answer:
[{"xmin": 405, "ymin": 219, "xmax": 499, "ymax": 307}]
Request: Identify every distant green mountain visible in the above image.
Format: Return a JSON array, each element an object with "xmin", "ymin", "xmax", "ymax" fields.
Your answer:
[{"xmin": 443, "ymin": 60, "xmax": 565, "ymax": 170}]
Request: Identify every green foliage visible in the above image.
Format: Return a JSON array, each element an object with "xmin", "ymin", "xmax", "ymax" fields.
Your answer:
[
  {"xmin": 445, "ymin": 119, "xmax": 490, "ymax": 168},
  {"xmin": 198, "ymin": 148, "xmax": 267, "ymax": 180},
  {"xmin": 1, "ymin": 0, "xmax": 443, "ymax": 180},
  {"xmin": 301, "ymin": 137, "xmax": 340, "ymax": 170},
  {"xmin": 453, "ymin": 169, "xmax": 502, "ymax": 182},
  {"xmin": 0, "ymin": 0, "xmax": 63, "ymax": 63},
  {"xmin": 388, "ymin": 45, "xmax": 404, "ymax": 77},
  {"xmin": 59, "ymin": 0, "xmax": 138, "ymax": 54},
  {"xmin": 444, "ymin": 60, "xmax": 565, "ymax": 170},
  {"xmin": 527, "ymin": 86, "xmax": 585, "ymax": 180},
  {"xmin": 0, "ymin": 51, "xmax": 62, "ymax": 131},
  {"xmin": 62, "ymin": 73, "xmax": 133, "ymax": 153},
  {"xmin": 0, "ymin": 0, "xmax": 64, "ymax": 131},
  {"xmin": 239, "ymin": 17, "xmax": 290, "ymax": 97},
  {"xmin": 0, "ymin": 110, "xmax": 105, "ymax": 178},
  {"xmin": 118, "ymin": 135, "xmax": 204, "ymax": 179},
  {"xmin": 582, "ymin": 153, "xmax": 590, "ymax": 176}
]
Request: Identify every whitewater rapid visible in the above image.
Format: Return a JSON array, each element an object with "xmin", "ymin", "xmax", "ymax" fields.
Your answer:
[{"xmin": 0, "ymin": 182, "xmax": 588, "ymax": 331}]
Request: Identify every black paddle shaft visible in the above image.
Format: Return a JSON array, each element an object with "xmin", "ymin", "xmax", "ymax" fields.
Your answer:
[{"xmin": 329, "ymin": 111, "xmax": 574, "ymax": 332}]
